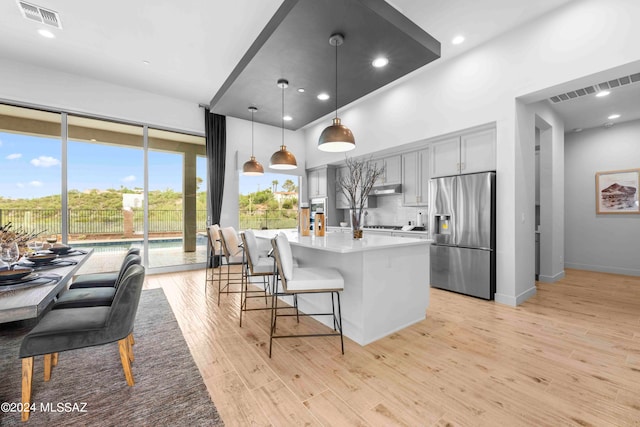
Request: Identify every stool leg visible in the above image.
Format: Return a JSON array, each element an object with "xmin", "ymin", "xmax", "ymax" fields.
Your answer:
[
  {"xmin": 294, "ymin": 294, "xmax": 300, "ymax": 323},
  {"xmin": 52, "ymin": 352, "xmax": 59, "ymax": 366},
  {"xmin": 129, "ymin": 334, "xmax": 135, "ymax": 346},
  {"xmin": 44, "ymin": 353, "xmax": 52, "ymax": 381},
  {"xmin": 118, "ymin": 338, "xmax": 135, "ymax": 386},
  {"xmin": 21, "ymin": 357, "xmax": 33, "ymax": 421},
  {"xmin": 336, "ymin": 292, "xmax": 344, "ymax": 355}
]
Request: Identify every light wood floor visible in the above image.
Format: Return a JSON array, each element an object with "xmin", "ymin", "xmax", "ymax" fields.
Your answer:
[{"xmin": 144, "ymin": 268, "xmax": 640, "ymax": 426}]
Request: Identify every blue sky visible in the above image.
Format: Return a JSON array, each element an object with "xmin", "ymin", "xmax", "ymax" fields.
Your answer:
[{"xmin": 0, "ymin": 132, "xmax": 207, "ymax": 199}]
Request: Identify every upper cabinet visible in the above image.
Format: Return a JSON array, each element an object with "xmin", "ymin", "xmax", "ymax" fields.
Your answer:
[
  {"xmin": 308, "ymin": 167, "xmax": 328, "ymax": 198},
  {"xmin": 402, "ymin": 148, "xmax": 429, "ymax": 207},
  {"xmin": 373, "ymin": 155, "xmax": 401, "ymax": 186},
  {"xmin": 430, "ymin": 127, "xmax": 496, "ymax": 178},
  {"xmin": 335, "ymin": 167, "xmax": 350, "ymax": 209}
]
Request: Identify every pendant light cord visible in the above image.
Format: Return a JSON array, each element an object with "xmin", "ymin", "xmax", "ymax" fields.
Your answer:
[
  {"xmin": 251, "ymin": 108, "xmax": 255, "ymax": 156},
  {"xmin": 281, "ymin": 83, "xmax": 285, "ymax": 147},
  {"xmin": 335, "ymin": 39, "xmax": 338, "ymax": 119}
]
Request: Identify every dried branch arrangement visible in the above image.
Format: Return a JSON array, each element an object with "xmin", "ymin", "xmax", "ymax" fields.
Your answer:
[
  {"xmin": 337, "ymin": 157, "xmax": 385, "ymax": 211},
  {"xmin": 0, "ymin": 222, "xmax": 45, "ymax": 245}
]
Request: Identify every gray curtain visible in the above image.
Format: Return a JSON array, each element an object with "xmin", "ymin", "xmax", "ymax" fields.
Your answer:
[{"xmin": 205, "ymin": 109, "xmax": 226, "ymax": 267}]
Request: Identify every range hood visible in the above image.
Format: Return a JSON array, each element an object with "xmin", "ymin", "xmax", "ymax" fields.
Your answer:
[{"xmin": 371, "ymin": 184, "xmax": 402, "ymax": 195}]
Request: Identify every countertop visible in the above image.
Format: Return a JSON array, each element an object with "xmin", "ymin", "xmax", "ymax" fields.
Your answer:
[
  {"xmin": 252, "ymin": 229, "xmax": 431, "ymax": 254},
  {"xmin": 328, "ymin": 226, "xmax": 431, "ymax": 237}
]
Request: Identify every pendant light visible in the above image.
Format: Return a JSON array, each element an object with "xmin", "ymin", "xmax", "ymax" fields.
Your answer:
[
  {"xmin": 269, "ymin": 79, "xmax": 297, "ymax": 170},
  {"xmin": 242, "ymin": 106, "xmax": 264, "ymax": 176},
  {"xmin": 318, "ymin": 33, "xmax": 355, "ymax": 152}
]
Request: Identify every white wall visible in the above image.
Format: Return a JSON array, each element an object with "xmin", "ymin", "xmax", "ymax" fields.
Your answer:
[
  {"xmin": 565, "ymin": 120, "xmax": 640, "ymax": 276},
  {"xmin": 302, "ymin": 0, "xmax": 640, "ymax": 305},
  {"xmin": 0, "ymin": 58, "xmax": 203, "ymax": 133}
]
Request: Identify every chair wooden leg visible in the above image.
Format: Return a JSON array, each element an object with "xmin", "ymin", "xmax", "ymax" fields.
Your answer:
[
  {"xmin": 52, "ymin": 352, "xmax": 59, "ymax": 366},
  {"xmin": 21, "ymin": 357, "xmax": 33, "ymax": 422},
  {"xmin": 44, "ymin": 353, "xmax": 52, "ymax": 381},
  {"xmin": 127, "ymin": 334, "xmax": 135, "ymax": 363},
  {"xmin": 128, "ymin": 334, "xmax": 135, "ymax": 346},
  {"xmin": 118, "ymin": 338, "xmax": 135, "ymax": 386}
]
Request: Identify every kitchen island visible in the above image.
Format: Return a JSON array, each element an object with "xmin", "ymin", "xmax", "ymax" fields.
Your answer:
[{"xmin": 253, "ymin": 230, "xmax": 431, "ymax": 345}]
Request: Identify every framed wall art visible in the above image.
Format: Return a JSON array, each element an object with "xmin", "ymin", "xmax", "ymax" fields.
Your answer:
[{"xmin": 595, "ymin": 168, "xmax": 640, "ymax": 214}]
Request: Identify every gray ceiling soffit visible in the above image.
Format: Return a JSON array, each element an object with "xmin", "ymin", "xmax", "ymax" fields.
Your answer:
[{"xmin": 209, "ymin": 0, "xmax": 441, "ymax": 130}]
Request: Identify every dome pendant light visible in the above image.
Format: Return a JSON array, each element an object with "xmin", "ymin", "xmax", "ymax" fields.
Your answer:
[
  {"xmin": 318, "ymin": 33, "xmax": 355, "ymax": 152},
  {"xmin": 270, "ymin": 79, "xmax": 297, "ymax": 170},
  {"xmin": 242, "ymin": 106, "xmax": 264, "ymax": 176}
]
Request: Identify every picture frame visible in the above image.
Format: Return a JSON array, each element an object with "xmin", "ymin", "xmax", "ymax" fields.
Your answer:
[{"xmin": 595, "ymin": 168, "xmax": 640, "ymax": 214}]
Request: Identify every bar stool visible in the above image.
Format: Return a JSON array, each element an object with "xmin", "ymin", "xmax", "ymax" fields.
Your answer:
[
  {"xmin": 216, "ymin": 226, "xmax": 246, "ymax": 305},
  {"xmin": 269, "ymin": 232, "xmax": 344, "ymax": 357},
  {"xmin": 238, "ymin": 230, "xmax": 275, "ymax": 326},
  {"xmin": 205, "ymin": 224, "xmax": 222, "ymax": 296}
]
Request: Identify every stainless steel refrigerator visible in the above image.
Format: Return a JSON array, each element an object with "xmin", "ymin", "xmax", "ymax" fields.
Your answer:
[{"xmin": 429, "ymin": 172, "xmax": 496, "ymax": 300}]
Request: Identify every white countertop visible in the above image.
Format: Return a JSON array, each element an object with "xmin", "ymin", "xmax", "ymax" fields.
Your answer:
[{"xmin": 252, "ymin": 229, "xmax": 431, "ymax": 253}]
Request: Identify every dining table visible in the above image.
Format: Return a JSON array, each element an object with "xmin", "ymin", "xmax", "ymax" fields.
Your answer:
[{"xmin": 0, "ymin": 248, "xmax": 94, "ymax": 324}]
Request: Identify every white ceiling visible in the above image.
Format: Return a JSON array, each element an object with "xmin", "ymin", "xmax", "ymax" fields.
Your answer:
[{"xmin": 11, "ymin": 0, "xmax": 631, "ymax": 132}]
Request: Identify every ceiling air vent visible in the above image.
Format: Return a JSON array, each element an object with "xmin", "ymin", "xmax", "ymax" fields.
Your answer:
[
  {"xmin": 17, "ymin": 1, "xmax": 62, "ymax": 29},
  {"xmin": 549, "ymin": 73, "xmax": 639, "ymax": 103}
]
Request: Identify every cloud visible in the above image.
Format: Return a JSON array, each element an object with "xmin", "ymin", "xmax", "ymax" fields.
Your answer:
[
  {"xmin": 30, "ymin": 156, "xmax": 60, "ymax": 167},
  {"xmin": 0, "ymin": 140, "xmax": 3, "ymax": 147},
  {"xmin": 6, "ymin": 153, "xmax": 22, "ymax": 160},
  {"xmin": 30, "ymin": 181, "xmax": 43, "ymax": 187},
  {"xmin": 17, "ymin": 183, "xmax": 25, "ymax": 188},
  {"xmin": 122, "ymin": 175, "xmax": 136, "ymax": 183}
]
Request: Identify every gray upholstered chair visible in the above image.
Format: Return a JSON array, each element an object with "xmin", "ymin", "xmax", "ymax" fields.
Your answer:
[
  {"xmin": 269, "ymin": 232, "xmax": 344, "ymax": 357},
  {"xmin": 52, "ymin": 254, "xmax": 142, "ymax": 309},
  {"xmin": 19, "ymin": 264, "xmax": 145, "ymax": 421},
  {"xmin": 70, "ymin": 248, "xmax": 141, "ymax": 289}
]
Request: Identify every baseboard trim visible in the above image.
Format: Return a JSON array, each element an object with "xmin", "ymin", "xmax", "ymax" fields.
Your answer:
[
  {"xmin": 564, "ymin": 263, "xmax": 640, "ymax": 277},
  {"xmin": 538, "ymin": 270, "xmax": 565, "ymax": 283},
  {"xmin": 495, "ymin": 285, "xmax": 537, "ymax": 307}
]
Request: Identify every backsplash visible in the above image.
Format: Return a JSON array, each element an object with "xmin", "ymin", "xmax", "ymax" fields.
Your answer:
[{"xmin": 336, "ymin": 195, "xmax": 428, "ymax": 228}]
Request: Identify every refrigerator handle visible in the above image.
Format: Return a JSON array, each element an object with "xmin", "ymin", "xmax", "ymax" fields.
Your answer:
[{"xmin": 452, "ymin": 175, "xmax": 458, "ymax": 245}]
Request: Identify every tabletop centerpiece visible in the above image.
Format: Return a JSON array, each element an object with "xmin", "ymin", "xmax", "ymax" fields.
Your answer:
[{"xmin": 337, "ymin": 157, "xmax": 384, "ymax": 239}]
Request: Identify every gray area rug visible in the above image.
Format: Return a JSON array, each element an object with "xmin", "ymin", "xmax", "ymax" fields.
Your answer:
[{"xmin": 0, "ymin": 288, "xmax": 224, "ymax": 426}]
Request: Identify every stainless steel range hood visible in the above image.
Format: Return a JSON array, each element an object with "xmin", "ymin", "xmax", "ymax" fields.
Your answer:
[{"xmin": 371, "ymin": 184, "xmax": 402, "ymax": 195}]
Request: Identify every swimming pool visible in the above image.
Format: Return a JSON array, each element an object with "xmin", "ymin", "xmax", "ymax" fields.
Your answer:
[{"xmin": 72, "ymin": 235, "xmax": 208, "ymax": 254}]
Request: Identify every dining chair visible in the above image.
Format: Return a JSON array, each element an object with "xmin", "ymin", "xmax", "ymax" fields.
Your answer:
[
  {"xmin": 269, "ymin": 232, "xmax": 344, "ymax": 357},
  {"xmin": 52, "ymin": 254, "xmax": 142, "ymax": 309},
  {"xmin": 19, "ymin": 264, "xmax": 145, "ymax": 421},
  {"xmin": 70, "ymin": 248, "xmax": 141, "ymax": 289}
]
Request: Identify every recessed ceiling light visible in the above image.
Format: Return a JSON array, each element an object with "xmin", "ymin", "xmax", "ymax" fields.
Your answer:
[
  {"xmin": 90, "ymin": 138, "xmax": 97, "ymax": 142},
  {"xmin": 283, "ymin": 115, "xmax": 292, "ymax": 121},
  {"xmin": 317, "ymin": 93, "xmax": 330, "ymax": 101},
  {"xmin": 607, "ymin": 114, "xmax": 620, "ymax": 120},
  {"xmin": 573, "ymin": 128, "xmax": 583, "ymax": 133},
  {"xmin": 452, "ymin": 35, "xmax": 465, "ymax": 45},
  {"xmin": 142, "ymin": 60, "xmax": 150, "ymax": 65},
  {"xmin": 372, "ymin": 57, "xmax": 389, "ymax": 68},
  {"xmin": 297, "ymin": 88, "xmax": 305, "ymax": 93},
  {"xmin": 596, "ymin": 90, "xmax": 610, "ymax": 97},
  {"xmin": 38, "ymin": 29, "xmax": 54, "ymax": 38}
]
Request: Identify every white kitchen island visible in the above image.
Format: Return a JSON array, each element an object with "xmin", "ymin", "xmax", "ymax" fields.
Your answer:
[{"xmin": 253, "ymin": 230, "xmax": 431, "ymax": 346}]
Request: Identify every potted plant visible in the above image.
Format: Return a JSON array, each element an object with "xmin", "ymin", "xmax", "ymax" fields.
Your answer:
[{"xmin": 336, "ymin": 157, "xmax": 384, "ymax": 239}]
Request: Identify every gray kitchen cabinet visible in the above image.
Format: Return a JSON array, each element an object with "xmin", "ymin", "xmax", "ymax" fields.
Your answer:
[
  {"xmin": 373, "ymin": 155, "xmax": 401, "ymax": 185},
  {"xmin": 402, "ymin": 148, "xmax": 429, "ymax": 207},
  {"xmin": 335, "ymin": 167, "xmax": 350, "ymax": 209},
  {"xmin": 335, "ymin": 166, "xmax": 377, "ymax": 209},
  {"xmin": 430, "ymin": 127, "xmax": 496, "ymax": 177},
  {"xmin": 308, "ymin": 167, "xmax": 328, "ymax": 198}
]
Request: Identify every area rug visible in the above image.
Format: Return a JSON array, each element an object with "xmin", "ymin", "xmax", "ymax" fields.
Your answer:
[{"xmin": 0, "ymin": 288, "xmax": 224, "ymax": 426}]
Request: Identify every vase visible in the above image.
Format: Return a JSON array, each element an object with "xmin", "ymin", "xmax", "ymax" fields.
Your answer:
[{"xmin": 350, "ymin": 208, "xmax": 363, "ymax": 239}]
